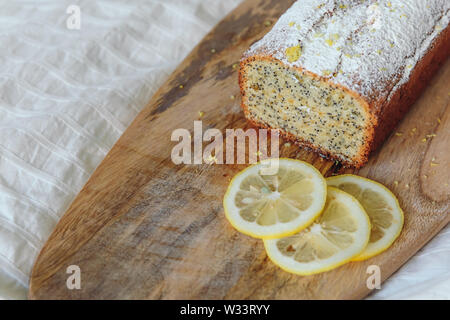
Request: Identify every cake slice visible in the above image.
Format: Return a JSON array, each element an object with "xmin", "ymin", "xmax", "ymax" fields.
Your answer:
[{"xmin": 239, "ymin": 0, "xmax": 450, "ymax": 167}]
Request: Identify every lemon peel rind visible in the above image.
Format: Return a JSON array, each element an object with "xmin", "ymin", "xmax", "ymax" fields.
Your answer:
[
  {"xmin": 326, "ymin": 174, "xmax": 404, "ymax": 261},
  {"xmin": 263, "ymin": 187, "xmax": 371, "ymax": 275}
]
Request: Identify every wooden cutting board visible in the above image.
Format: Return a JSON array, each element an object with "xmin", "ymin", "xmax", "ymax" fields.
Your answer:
[{"xmin": 29, "ymin": 0, "xmax": 449, "ymax": 299}]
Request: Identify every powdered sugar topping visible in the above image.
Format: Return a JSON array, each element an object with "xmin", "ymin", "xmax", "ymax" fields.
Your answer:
[{"xmin": 245, "ymin": 0, "xmax": 449, "ymax": 103}]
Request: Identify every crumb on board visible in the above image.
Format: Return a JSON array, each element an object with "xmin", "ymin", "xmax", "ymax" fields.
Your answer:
[{"xmin": 206, "ymin": 155, "xmax": 218, "ymax": 164}]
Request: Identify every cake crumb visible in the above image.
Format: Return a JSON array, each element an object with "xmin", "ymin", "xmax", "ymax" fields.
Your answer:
[
  {"xmin": 198, "ymin": 111, "xmax": 204, "ymax": 117},
  {"xmin": 179, "ymin": 84, "xmax": 184, "ymax": 89},
  {"xmin": 395, "ymin": 132, "xmax": 403, "ymax": 136},
  {"xmin": 430, "ymin": 162, "xmax": 439, "ymax": 167},
  {"xmin": 394, "ymin": 181, "xmax": 399, "ymax": 186},
  {"xmin": 325, "ymin": 39, "xmax": 334, "ymax": 46},
  {"xmin": 264, "ymin": 21, "xmax": 271, "ymax": 27}
]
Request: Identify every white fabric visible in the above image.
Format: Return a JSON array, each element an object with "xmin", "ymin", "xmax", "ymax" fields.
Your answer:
[{"xmin": 0, "ymin": 0, "xmax": 448, "ymax": 300}]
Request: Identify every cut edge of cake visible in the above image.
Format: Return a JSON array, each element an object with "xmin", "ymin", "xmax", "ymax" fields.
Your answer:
[{"xmin": 239, "ymin": 55, "xmax": 377, "ymax": 168}]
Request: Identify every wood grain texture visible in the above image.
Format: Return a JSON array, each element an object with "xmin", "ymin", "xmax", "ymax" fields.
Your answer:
[{"xmin": 29, "ymin": 0, "xmax": 449, "ymax": 300}]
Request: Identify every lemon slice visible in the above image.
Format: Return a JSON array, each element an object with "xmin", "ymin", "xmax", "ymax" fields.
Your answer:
[
  {"xmin": 327, "ymin": 174, "xmax": 404, "ymax": 261},
  {"xmin": 223, "ymin": 158, "xmax": 327, "ymax": 239},
  {"xmin": 264, "ymin": 187, "xmax": 370, "ymax": 275}
]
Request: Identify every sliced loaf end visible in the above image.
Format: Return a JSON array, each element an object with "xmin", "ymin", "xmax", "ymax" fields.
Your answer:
[{"xmin": 239, "ymin": 55, "xmax": 376, "ymax": 168}]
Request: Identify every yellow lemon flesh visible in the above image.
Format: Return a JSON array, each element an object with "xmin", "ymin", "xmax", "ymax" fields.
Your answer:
[
  {"xmin": 264, "ymin": 187, "xmax": 370, "ymax": 275},
  {"xmin": 327, "ymin": 175, "xmax": 404, "ymax": 261},
  {"xmin": 223, "ymin": 159, "xmax": 327, "ymax": 239}
]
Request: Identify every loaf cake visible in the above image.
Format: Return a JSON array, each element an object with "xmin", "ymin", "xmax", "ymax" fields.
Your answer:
[{"xmin": 239, "ymin": 0, "xmax": 450, "ymax": 167}]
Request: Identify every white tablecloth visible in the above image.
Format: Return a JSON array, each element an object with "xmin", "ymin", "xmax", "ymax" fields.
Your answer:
[{"xmin": 0, "ymin": 0, "xmax": 448, "ymax": 300}]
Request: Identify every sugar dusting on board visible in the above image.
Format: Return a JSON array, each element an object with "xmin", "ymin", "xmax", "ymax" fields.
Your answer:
[{"xmin": 244, "ymin": 0, "xmax": 450, "ymax": 102}]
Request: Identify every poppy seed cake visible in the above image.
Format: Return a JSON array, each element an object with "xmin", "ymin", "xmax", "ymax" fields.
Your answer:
[{"xmin": 239, "ymin": 0, "xmax": 450, "ymax": 167}]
